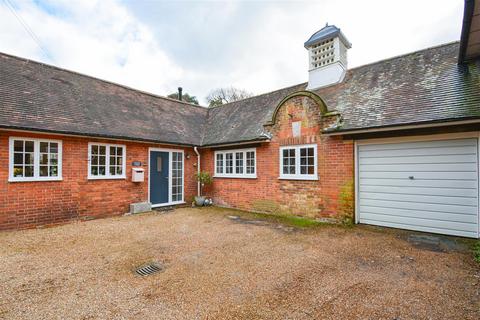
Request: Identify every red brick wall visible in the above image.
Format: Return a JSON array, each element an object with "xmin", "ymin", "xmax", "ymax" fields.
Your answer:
[
  {"xmin": 0, "ymin": 130, "xmax": 198, "ymax": 230},
  {"xmin": 202, "ymin": 95, "xmax": 354, "ymax": 219}
]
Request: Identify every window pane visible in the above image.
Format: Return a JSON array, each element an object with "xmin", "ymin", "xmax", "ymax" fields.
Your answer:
[
  {"xmin": 235, "ymin": 152, "xmax": 244, "ymax": 174},
  {"xmin": 116, "ymin": 166, "xmax": 122, "ymax": 175},
  {"xmin": 13, "ymin": 166, "xmax": 23, "ymax": 177},
  {"xmin": 24, "ymin": 166, "xmax": 34, "ymax": 177},
  {"xmin": 308, "ymin": 166, "xmax": 314, "ymax": 175},
  {"xmin": 99, "ymin": 156, "xmax": 106, "ymax": 165},
  {"xmin": 40, "ymin": 166, "xmax": 49, "ymax": 177},
  {"xmin": 49, "ymin": 143, "xmax": 58, "ymax": 153},
  {"xmin": 98, "ymin": 166, "xmax": 106, "ymax": 175},
  {"xmin": 246, "ymin": 151, "xmax": 255, "ymax": 174},
  {"xmin": 40, "ymin": 142, "xmax": 48, "ymax": 153},
  {"xmin": 50, "ymin": 166, "xmax": 58, "ymax": 177},
  {"xmin": 99, "ymin": 146, "xmax": 106, "ymax": 155},
  {"xmin": 92, "ymin": 156, "xmax": 98, "ymax": 165},
  {"xmin": 40, "ymin": 153, "xmax": 48, "ymax": 165},
  {"xmin": 14, "ymin": 153, "xmax": 23, "ymax": 165},
  {"xmin": 92, "ymin": 145, "xmax": 98, "ymax": 155},
  {"xmin": 110, "ymin": 156, "xmax": 116, "ymax": 166},
  {"xmin": 301, "ymin": 148, "xmax": 306, "ymax": 157},
  {"xmin": 300, "ymin": 166, "xmax": 307, "ymax": 174},
  {"xmin": 25, "ymin": 153, "xmax": 34, "ymax": 165},
  {"xmin": 14, "ymin": 140, "xmax": 23, "ymax": 152},
  {"xmin": 91, "ymin": 166, "xmax": 98, "ymax": 175},
  {"xmin": 50, "ymin": 154, "xmax": 58, "ymax": 165},
  {"xmin": 226, "ymin": 153, "xmax": 233, "ymax": 174},
  {"xmin": 110, "ymin": 147, "xmax": 116, "ymax": 157},
  {"xmin": 25, "ymin": 141, "xmax": 34, "ymax": 153},
  {"xmin": 117, "ymin": 157, "xmax": 122, "ymax": 166},
  {"xmin": 216, "ymin": 153, "xmax": 224, "ymax": 174}
]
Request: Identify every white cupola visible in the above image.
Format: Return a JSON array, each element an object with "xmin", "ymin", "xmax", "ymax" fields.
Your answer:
[{"xmin": 304, "ymin": 24, "xmax": 352, "ymax": 90}]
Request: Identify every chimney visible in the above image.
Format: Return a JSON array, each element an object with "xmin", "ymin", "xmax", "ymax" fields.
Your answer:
[
  {"xmin": 304, "ymin": 24, "xmax": 351, "ymax": 90},
  {"xmin": 178, "ymin": 87, "xmax": 183, "ymax": 101}
]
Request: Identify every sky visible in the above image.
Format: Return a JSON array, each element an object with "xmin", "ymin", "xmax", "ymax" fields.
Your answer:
[{"xmin": 0, "ymin": 0, "xmax": 464, "ymax": 105}]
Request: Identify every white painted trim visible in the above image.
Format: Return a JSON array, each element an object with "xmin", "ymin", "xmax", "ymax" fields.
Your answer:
[
  {"xmin": 354, "ymin": 141, "xmax": 359, "ymax": 224},
  {"xmin": 148, "ymin": 148, "xmax": 185, "ymax": 207},
  {"xmin": 324, "ymin": 119, "xmax": 480, "ymax": 136},
  {"xmin": 278, "ymin": 144, "xmax": 318, "ymax": 181},
  {"xmin": 214, "ymin": 148, "xmax": 257, "ymax": 179},
  {"xmin": 8, "ymin": 137, "xmax": 63, "ymax": 182},
  {"xmin": 355, "ymin": 132, "xmax": 480, "ymax": 238},
  {"xmin": 87, "ymin": 142, "xmax": 126, "ymax": 180},
  {"xmin": 152, "ymin": 201, "xmax": 186, "ymax": 208},
  {"xmin": 355, "ymin": 131, "xmax": 480, "ymax": 145}
]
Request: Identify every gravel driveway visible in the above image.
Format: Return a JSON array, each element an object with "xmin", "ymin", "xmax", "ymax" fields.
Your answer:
[{"xmin": 0, "ymin": 207, "xmax": 479, "ymax": 320}]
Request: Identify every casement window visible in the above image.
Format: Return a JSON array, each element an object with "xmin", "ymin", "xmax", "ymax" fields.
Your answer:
[
  {"xmin": 88, "ymin": 143, "xmax": 126, "ymax": 179},
  {"xmin": 9, "ymin": 137, "xmax": 62, "ymax": 182},
  {"xmin": 214, "ymin": 148, "xmax": 256, "ymax": 178},
  {"xmin": 279, "ymin": 144, "xmax": 318, "ymax": 180}
]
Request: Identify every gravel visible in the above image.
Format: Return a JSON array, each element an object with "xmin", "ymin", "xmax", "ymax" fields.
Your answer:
[{"xmin": 0, "ymin": 207, "xmax": 479, "ymax": 320}]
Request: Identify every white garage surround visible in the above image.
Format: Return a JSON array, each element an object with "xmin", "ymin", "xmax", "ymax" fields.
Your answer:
[{"xmin": 355, "ymin": 133, "xmax": 480, "ymax": 238}]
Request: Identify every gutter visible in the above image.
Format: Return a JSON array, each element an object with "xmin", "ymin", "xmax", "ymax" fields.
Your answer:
[
  {"xmin": 200, "ymin": 137, "xmax": 270, "ymax": 148},
  {"xmin": 458, "ymin": 0, "xmax": 475, "ymax": 63},
  {"xmin": 0, "ymin": 126, "xmax": 198, "ymax": 147},
  {"xmin": 194, "ymin": 147, "xmax": 200, "ymax": 197},
  {"xmin": 322, "ymin": 118, "xmax": 480, "ymax": 136}
]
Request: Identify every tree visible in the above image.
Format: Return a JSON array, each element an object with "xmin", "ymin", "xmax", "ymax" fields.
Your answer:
[
  {"xmin": 205, "ymin": 87, "xmax": 253, "ymax": 107},
  {"xmin": 167, "ymin": 92, "xmax": 199, "ymax": 105}
]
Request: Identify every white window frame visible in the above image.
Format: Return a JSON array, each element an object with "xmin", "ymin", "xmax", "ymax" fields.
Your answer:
[
  {"xmin": 214, "ymin": 148, "xmax": 257, "ymax": 179},
  {"xmin": 148, "ymin": 148, "xmax": 185, "ymax": 207},
  {"xmin": 279, "ymin": 144, "xmax": 318, "ymax": 180},
  {"xmin": 9, "ymin": 137, "xmax": 63, "ymax": 182},
  {"xmin": 88, "ymin": 142, "xmax": 126, "ymax": 180}
]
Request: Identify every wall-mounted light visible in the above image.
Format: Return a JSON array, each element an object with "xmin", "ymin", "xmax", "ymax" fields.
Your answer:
[{"xmin": 185, "ymin": 153, "xmax": 191, "ymax": 159}]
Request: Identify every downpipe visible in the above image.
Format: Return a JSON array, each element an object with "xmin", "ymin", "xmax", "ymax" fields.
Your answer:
[{"xmin": 194, "ymin": 146, "xmax": 200, "ymax": 196}]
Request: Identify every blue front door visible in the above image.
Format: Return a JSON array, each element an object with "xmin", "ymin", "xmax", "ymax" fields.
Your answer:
[{"xmin": 150, "ymin": 151, "xmax": 169, "ymax": 205}]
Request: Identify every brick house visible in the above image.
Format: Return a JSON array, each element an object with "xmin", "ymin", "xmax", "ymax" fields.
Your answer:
[{"xmin": 1, "ymin": 1, "xmax": 480, "ymax": 237}]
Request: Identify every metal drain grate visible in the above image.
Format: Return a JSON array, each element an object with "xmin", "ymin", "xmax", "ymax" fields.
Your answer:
[{"xmin": 135, "ymin": 262, "xmax": 163, "ymax": 276}]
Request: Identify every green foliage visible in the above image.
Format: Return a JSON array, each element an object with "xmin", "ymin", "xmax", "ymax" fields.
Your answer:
[
  {"xmin": 195, "ymin": 171, "xmax": 213, "ymax": 185},
  {"xmin": 206, "ymin": 87, "xmax": 253, "ymax": 107},
  {"xmin": 167, "ymin": 92, "xmax": 199, "ymax": 105},
  {"xmin": 338, "ymin": 180, "xmax": 354, "ymax": 225},
  {"xmin": 473, "ymin": 241, "xmax": 480, "ymax": 263},
  {"xmin": 195, "ymin": 171, "xmax": 213, "ymax": 196}
]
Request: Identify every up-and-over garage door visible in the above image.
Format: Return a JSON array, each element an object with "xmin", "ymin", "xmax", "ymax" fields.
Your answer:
[{"xmin": 357, "ymin": 138, "xmax": 479, "ymax": 238}]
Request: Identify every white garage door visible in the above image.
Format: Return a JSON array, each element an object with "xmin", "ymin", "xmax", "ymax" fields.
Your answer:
[{"xmin": 357, "ymin": 138, "xmax": 479, "ymax": 238}]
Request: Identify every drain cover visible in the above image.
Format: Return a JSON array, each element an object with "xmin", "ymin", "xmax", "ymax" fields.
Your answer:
[{"xmin": 135, "ymin": 262, "xmax": 164, "ymax": 276}]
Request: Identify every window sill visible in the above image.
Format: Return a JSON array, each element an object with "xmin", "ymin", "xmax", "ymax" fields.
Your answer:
[
  {"xmin": 9, "ymin": 177, "xmax": 63, "ymax": 183},
  {"xmin": 278, "ymin": 176, "xmax": 318, "ymax": 181},
  {"xmin": 152, "ymin": 201, "xmax": 185, "ymax": 208},
  {"xmin": 214, "ymin": 175, "xmax": 257, "ymax": 179},
  {"xmin": 87, "ymin": 176, "xmax": 126, "ymax": 180}
]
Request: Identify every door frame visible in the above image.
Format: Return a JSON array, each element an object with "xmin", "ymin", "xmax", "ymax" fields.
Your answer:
[
  {"xmin": 354, "ymin": 131, "xmax": 480, "ymax": 238},
  {"xmin": 148, "ymin": 147, "xmax": 185, "ymax": 208}
]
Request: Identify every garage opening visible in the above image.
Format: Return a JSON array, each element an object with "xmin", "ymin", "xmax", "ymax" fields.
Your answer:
[{"xmin": 356, "ymin": 137, "xmax": 479, "ymax": 238}]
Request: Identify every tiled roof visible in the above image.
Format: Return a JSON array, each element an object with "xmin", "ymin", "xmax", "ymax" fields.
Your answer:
[
  {"xmin": 202, "ymin": 42, "xmax": 480, "ymax": 145},
  {"xmin": 0, "ymin": 53, "xmax": 207, "ymax": 146},
  {"xmin": 0, "ymin": 42, "xmax": 478, "ymax": 147}
]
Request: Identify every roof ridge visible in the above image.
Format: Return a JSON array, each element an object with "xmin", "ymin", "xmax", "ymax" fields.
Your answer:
[
  {"xmin": 207, "ymin": 82, "xmax": 307, "ymax": 111},
  {"xmin": 347, "ymin": 40, "xmax": 460, "ymax": 73},
  {"xmin": 0, "ymin": 51, "xmax": 207, "ymax": 110}
]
